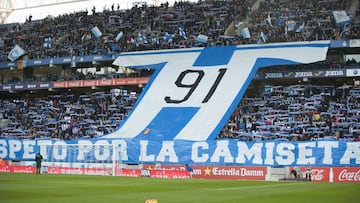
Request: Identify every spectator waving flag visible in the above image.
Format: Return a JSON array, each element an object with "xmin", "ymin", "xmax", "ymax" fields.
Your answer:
[
  {"xmin": 332, "ymin": 10, "xmax": 351, "ymax": 26},
  {"xmin": 8, "ymin": 44, "xmax": 25, "ymax": 61},
  {"xmin": 240, "ymin": 27, "xmax": 251, "ymax": 39},
  {"xmin": 163, "ymin": 32, "xmax": 174, "ymax": 42},
  {"xmin": 296, "ymin": 21, "xmax": 305, "ymax": 33},
  {"xmin": 266, "ymin": 13, "xmax": 273, "ymax": 27},
  {"xmin": 179, "ymin": 27, "xmax": 187, "ymax": 39},
  {"xmin": 260, "ymin": 31, "xmax": 267, "ymax": 43},
  {"xmin": 44, "ymin": 37, "xmax": 51, "ymax": 48},
  {"xmin": 115, "ymin": 31, "xmax": 123, "ymax": 42},
  {"xmin": 138, "ymin": 32, "xmax": 148, "ymax": 44},
  {"xmin": 91, "ymin": 26, "xmax": 102, "ymax": 38},
  {"xmin": 195, "ymin": 34, "xmax": 208, "ymax": 43},
  {"xmin": 286, "ymin": 20, "xmax": 296, "ymax": 31}
]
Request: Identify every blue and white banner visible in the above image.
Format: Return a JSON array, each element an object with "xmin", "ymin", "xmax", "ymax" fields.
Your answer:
[
  {"xmin": 105, "ymin": 41, "xmax": 329, "ymax": 141},
  {"xmin": 0, "ymin": 138, "xmax": 359, "ymax": 167},
  {"xmin": 8, "ymin": 45, "xmax": 25, "ymax": 62}
]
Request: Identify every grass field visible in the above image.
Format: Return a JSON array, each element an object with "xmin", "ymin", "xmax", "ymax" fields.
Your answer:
[{"xmin": 0, "ymin": 173, "xmax": 359, "ymax": 203}]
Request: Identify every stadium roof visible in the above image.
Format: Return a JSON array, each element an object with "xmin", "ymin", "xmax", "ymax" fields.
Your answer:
[{"xmin": 0, "ymin": 0, "xmax": 180, "ymax": 24}]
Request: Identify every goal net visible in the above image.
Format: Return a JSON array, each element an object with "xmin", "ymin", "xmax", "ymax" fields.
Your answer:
[{"xmin": 38, "ymin": 143, "xmax": 122, "ymax": 176}]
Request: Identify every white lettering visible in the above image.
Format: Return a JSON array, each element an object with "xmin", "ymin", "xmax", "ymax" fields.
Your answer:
[
  {"xmin": 53, "ymin": 141, "xmax": 67, "ymax": 160},
  {"xmin": 240, "ymin": 168, "xmax": 264, "ymax": 176},
  {"xmin": 236, "ymin": 142, "xmax": 263, "ymax": 164},
  {"xmin": 0, "ymin": 140, "xmax": 7, "ymax": 158},
  {"xmin": 275, "ymin": 143, "xmax": 295, "ymax": 165},
  {"xmin": 317, "ymin": 141, "xmax": 338, "ymax": 164},
  {"xmin": 210, "ymin": 140, "xmax": 234, "ymax": 163},
  {"xmin": 139, "ymin": 140, "xmax": 154, "ymax": 162},
  {"xmin": 295, "ymin": 72, "xmax": 313, "ymax": 77},
  {"xmin": 191, "ymin": 142, "xmax": 209, "ymax": 162},
  {"xmin": 23, "ymin": 140, "xmax": 36, "ymax": 159},
  {"xmin": 325, "ymin": 70, "xmax": 343, "ymax": 76},
  {"xmin": 8, "ymin": 140, "xmax": 22, "ymax": 159},
  {"xmin": 297, "ymin": 142, "xmax": 315, "ymax": 164},
  {"xmin": 264, "ymin": 142, "xmax": 275, "ymax": 165},
  {"xmin": 77, "ymin": 140, "xmax": 93, "ymax": 160},
  {"xmin": 340, "ymin": 142, "xmax": 360, "ymax": 164},
  {"xmin": 338, "ymin": 169, "xmax": 360, "ymax": 181},
  {"xmin": 156, "ymin": 141, "xmax": 178, "ymax": 162},
  {"xmin": 38, "ymin": 140, "xmax": 53, "ymax": 159},
  {"xmin": 94, "ymin": 140, "xmax": 111, "ymax": 161},
  {"xmin": 111, "ymin": 140, "xmax": 128, "ymax": 161}
]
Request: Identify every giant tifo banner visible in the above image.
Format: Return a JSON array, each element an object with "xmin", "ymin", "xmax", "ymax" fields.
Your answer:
[
  {"xmin": 0, "ymin": 139, "xmax": 359, "ymax": 167},
  {"xmin": 4, "ymin": 42, "xmax": 359, "ymax": 167},
  {"xmin": 104, "ymin": 41, "xmax": 329, "ymax": 140}
]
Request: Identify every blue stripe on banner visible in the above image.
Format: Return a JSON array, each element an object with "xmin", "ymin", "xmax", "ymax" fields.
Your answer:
[
  {"xmin": 138, "ymin": 107, "xmax": 199, "ymax": 140},
  {"xmin": 193, "ymin": 46, "xmax": 236, "ymax": 66}
]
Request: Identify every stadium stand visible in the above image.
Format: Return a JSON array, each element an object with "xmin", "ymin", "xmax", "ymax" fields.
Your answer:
[{"xmin": 0, "ymin": 0, "xmax": 359, "ymax": 141}]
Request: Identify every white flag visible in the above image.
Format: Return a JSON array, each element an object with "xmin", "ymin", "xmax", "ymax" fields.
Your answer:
[
  {"xmin": 115, "ymin": 31, "xmax": 123, "ymax": 42},
  {"xmin": 91, "ymin": 26, "xmax": 102, "ymax": 38},
  {"xmin": 241, "ymin": 27, "xmax": 251, "ymax": 39},
  {"xmin": 8, "ymin": 45, "xmax": 25, "ymax": 61},
  {"xmin": 260, "ymin": 31, "xmax": 267, "ymax": 42},
  {"xmin": 333, "ymin": 10, "xmax": 351, "ymax": 25},
  {"xmin": 266, "ymin": 13, "xmax": 273, "ymax": 27},
  {"xmin": 195, "ymin": 34, "xmax": 208, "ymax": 43}
]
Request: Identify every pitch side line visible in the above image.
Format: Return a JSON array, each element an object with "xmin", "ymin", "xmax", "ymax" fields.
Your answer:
[{"xmin": 210, "ymin": 182, "xmax": 307, "ymax": 191}]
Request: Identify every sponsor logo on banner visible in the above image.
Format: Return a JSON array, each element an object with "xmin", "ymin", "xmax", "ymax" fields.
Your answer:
[
  {"xmin": 265, "ymin": 72, "xmax": 283, "ymax": 79},
  {"xmin": 324, "ymin": 70, "xmax": 344, "ymax": 77},
  {"xmin": 195, "ymin": 166, "xmax": 267, "ymax": 180},
  {"xmin": 350, "ymin": 39, "xmax": 360, "ymax": 47},
  {"xmin": 68, "ymin": 80, "xmax": 82, "ymax": 87},
  {"xmin": 295, "ymin": 71, "xmax": 313, "ymax": 78},
  {"xmin": 141, "ymin": 169, "xmax": 151, "ymax": 177},
  {"xmin": 337, "ymin": 168, "xmax": 360, "ymax": 182},
  {"xmin": 53, "ymin": 81, "xmax": 67, "ymax": 88},
  {"xmin": 346, "ymin": 69, "xmax": 360, "ymax": 77}
]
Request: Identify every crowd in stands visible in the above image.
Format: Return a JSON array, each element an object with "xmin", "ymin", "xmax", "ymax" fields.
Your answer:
[
  {"xmin": 0, "ymin": 0, "xmax": 359, "ymax": 62},
  {"xmin": 218, "ymin": 84, "xmax": 360, "ymax": 142},
  {"xmin": 0, "ymin": 89, "xmax": 137, "ymax": 139}
]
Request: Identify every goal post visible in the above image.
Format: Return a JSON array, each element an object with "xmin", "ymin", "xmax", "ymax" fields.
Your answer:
[{"xmin": 38, "ymin": 143, "xmax": 122, "ymax": 176}]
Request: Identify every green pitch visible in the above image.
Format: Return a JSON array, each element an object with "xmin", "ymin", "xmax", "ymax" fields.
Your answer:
[{"xmin": 0, "ymin": 173, "xmax": 359, "ymax": 203}]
